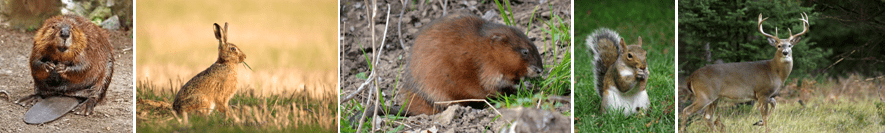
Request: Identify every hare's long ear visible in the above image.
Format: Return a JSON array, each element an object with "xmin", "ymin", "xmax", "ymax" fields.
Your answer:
[
  {"xmin": 223, "ymin": 22, "xmax": 229, "ymax": 44},
  {"xmin": 214, "ymin": 23, "xmax": 224, "ymax": 45}
]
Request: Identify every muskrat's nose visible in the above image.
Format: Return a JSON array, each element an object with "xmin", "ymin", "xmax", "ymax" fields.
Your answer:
[{"xmin": 60, "ymin": 27, "xmax": 71, "ymax": 39}]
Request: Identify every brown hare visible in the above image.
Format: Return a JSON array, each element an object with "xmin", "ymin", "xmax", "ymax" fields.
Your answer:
[{"xmin": 172, "ymin": 22, "xmax": 248, "ymax": 124}]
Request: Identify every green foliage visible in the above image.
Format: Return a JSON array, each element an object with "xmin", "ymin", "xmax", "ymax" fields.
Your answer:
[
  {"xmin": 679, "ymin": 0, "xmax": 831, "ymax": 78},
  {"xmin": 807, "ymin": 0, "xmax": 885, "ymax": 76},
  {"xmin": 575, "ymin": 0, "xmax": 676, "ymax": 132}
]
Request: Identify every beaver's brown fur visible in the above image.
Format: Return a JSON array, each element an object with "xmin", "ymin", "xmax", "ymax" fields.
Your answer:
[
  {"xmin": 398, "ymin": 13, "xmax": 544, "ymax": 115},
  {"xmin": 17, "ymin": 14, "xmax": 115, "ymax": 116},
  {"xmin": 172, "ymin": 23, "xmax": 247, "ymax": 124}
]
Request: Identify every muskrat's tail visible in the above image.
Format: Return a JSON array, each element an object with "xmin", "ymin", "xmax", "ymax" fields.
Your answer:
[{"xmin": 587, "ymin": 28, "xmax": 622, "ymax": 96}]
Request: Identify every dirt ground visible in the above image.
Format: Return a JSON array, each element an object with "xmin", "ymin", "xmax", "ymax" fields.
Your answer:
[
  {"xmin": 0, "ymin": 28, "xmax": 134, "ymax": 132},
  {"xmin": 339, "ymin": 0, "xmax": 571, "ymax": 132}
]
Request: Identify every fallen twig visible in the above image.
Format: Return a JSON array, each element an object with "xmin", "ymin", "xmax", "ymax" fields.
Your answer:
[{"xmin": 434, "ymin": 99, "xmax": 502, "ymax": 116}]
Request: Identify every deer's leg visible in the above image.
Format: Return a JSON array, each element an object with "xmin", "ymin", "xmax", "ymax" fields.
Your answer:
[
  {"xmin": 680, "ymin": 96, "xmax": 714, "ymax": 132},
  {"xmin": 704, "ymin": 100, "xmax": 724, "ymax": 131},
  {"xmin": 753, "ymin": 95, "xmax": 774, "ymax": 126}
]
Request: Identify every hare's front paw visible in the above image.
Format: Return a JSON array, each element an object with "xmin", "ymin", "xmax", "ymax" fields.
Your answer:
[
  {"xmin": 15, "ymin": 95, "xmax": 42, "ymax": 107},
  {"xmin": 72, "ymin": 99, "xmax": 97, "ymax": 115}
]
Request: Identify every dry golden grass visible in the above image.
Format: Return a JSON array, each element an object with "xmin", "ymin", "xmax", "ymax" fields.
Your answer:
[
  {"xmin": 135, "ymin": 0, "xmax": 336, "ymax": 97},
  {"xmin": 682, "ymin": 74, "xmax": 885, "ymax": 132},
  {"xmin": 136, "ymin": 81, "xmax": 336, "ymax": 132}
]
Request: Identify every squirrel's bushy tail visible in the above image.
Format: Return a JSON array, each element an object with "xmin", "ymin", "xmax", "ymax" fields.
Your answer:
[{"xmin": 586, "ymin": 28, "xmax": 622, "ymax": 96}]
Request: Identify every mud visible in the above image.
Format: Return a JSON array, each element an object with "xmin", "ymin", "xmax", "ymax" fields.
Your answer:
[
  {"xmin": 339, "ymin": 0, "xmax": 571, "ymax": 132},
  {"xmin": 0, "ymin": 28, "xmax": 134, "ymax": 132}
]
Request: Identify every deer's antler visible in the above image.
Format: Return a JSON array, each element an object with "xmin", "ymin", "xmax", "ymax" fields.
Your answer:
[
  {"xmin": 789, "ymin": 12, "xmax": 809, "ymax": 40},
  {"xmin": 758, "ymin": 13, "xmax": 780, "ymax": 40}
]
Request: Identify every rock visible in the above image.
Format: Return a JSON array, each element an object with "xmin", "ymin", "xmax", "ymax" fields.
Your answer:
[
  {"xmin": 88, "ymin": 6, "xmax": 112, "ymax": 21},
  {"xmin": 101, "ymin": 15, "xmax": 120, "ymax": 30},
  {"xmin": 482, "ymin": 10, "xmax": 498, "ymax": 21},
  {"xmin": 499, "ymin": 107, "xmax": 571, "ymax": 133},
  {"xmin": 434, "ymin": 105, "xmax": 459, "ymax": 125}
]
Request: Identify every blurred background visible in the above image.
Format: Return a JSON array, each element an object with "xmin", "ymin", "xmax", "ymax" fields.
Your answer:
[{"xmin": 135, "ymin": 0, "xmax": 337, "ymax": 98}]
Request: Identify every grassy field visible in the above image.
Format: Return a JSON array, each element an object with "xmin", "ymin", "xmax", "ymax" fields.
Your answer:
[
  {"xmin": 134, "ymin": 0, "xmax": 337, "ymax": 132},
  {"xmin": 574, "ymin": 0, "xmax": 676, "ymax": 132},
  {"xmin": 135, "ymin": 81, "xmax": 336, "ymax": 132},
  {"xmin": 682, "ymin": 75, "xmax": 885, "ymax": 132},
  {"xmin": 135, "ymin": 0, "xmax": 337, "ymax": 97}
]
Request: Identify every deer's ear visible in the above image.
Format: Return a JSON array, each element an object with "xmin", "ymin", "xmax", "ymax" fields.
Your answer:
[
  {"xmin": 767, "ymin": 38, "xmax": 778, "ymax": 47},
  {"xmin": 790, "ymin": 36, "xmax": 802, "ymax": 45}
]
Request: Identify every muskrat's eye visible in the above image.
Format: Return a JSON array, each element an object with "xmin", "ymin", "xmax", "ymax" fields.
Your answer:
[{"xmin": 520, "ymin": 49, "xmax": 529, "ymax": 56}]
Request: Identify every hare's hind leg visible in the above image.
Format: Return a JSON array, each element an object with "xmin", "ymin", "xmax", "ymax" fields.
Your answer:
[{"xmin": 215, "ymin": 98, "xmax": 240, "ymax": 123}]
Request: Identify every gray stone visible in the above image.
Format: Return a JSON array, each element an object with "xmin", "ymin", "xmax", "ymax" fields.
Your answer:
[{"xmin": 101, "ymin": 15, "xmax": 120, "ymax": 30}]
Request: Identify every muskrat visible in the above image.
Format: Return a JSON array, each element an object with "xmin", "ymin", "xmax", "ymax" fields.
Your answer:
[{"xmin": 394, "ymin": 13, "xmax": 544, "ymax": 116}]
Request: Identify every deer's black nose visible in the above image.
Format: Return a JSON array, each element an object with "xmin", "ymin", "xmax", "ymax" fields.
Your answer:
[{"xmin": 783, "ymin": 51, "xmax": 789, "ymax": 56}]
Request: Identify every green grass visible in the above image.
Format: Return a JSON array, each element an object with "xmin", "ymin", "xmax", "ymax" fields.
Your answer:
[
  {"xmin": 574, "ymin": 0, "xmax": 676, "ymax": 132},
  {"xmin": 135, "ymin": 81, "xmax": 337, "ymax": 132}
]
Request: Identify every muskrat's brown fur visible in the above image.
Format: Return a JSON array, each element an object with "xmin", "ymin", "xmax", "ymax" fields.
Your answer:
[
  {"xmin": 172, "ymin": 23, "xmax": 247, "ymax": 124},
  {"xmin": 17, "ymin": 14, "xmax": 115, "ymax": 116},
  {"xmin": 397, "ymin": 13, "xmax": 544, "ymax": 116}
]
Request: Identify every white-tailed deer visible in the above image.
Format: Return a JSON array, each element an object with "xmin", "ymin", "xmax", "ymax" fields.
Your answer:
[{"xmin": 679, "ymin": 12, "xmax": 809, "ymax": 131}]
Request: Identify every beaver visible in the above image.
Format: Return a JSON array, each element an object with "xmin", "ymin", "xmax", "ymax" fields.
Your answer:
[
  {"xmin": 387, "ymin": 13, "xmax": 544, "ymax": 116},
  {"xmin": 16, "ymin": 14, "xmax": 115, "ymax": 119}
]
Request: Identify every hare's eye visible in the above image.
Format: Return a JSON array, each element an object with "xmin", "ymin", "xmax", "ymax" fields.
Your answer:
[{"xmin": 230, "ymin": 47, "xmax": 237, "ymax": 51}]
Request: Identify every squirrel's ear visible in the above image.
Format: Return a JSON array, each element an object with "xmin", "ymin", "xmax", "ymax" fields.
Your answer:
[
  {"xmin": 619, "ymin": 38, "xmax": 627, "ymax": 49},
  {"xmin": 637, "ymin": 36, "xmax": 643, "ymax": 47}
]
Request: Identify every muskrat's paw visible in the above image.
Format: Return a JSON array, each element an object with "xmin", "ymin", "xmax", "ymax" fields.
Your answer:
[{"xmin": 14, "ymin": 95, "xmax": 41, "ymax": 107}]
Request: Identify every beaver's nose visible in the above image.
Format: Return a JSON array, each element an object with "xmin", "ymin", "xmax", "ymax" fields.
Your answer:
[{"xmin": 60, "ymin": 27, "xmax": 71, "ymax": 39}]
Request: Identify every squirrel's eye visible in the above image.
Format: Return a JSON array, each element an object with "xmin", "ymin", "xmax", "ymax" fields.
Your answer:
[{"xmin": 627, "ymin": 53, "xmax": 633, "ymax": 59}]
